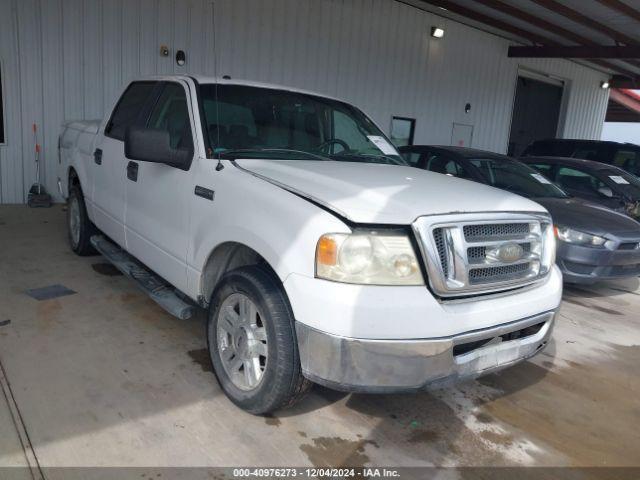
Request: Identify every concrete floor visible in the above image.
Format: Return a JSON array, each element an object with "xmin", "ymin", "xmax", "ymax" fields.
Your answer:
[{"xmin": 0, "ymin": 205, "xmax": 639, "ymax": 474}]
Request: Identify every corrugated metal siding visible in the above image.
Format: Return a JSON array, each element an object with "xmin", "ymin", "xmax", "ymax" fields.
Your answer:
[
  {"xmin": 212, "ymin": 0, "xmax": 609, "ymax": 150},
  {"xmin": 0, "ymin": 0, "xmax": 610, "ymax": 203}
]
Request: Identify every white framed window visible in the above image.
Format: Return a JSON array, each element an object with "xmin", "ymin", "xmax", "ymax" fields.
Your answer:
[{"xmin": 390, "ymin": 117, "xmax": 415, "ymax": 147}]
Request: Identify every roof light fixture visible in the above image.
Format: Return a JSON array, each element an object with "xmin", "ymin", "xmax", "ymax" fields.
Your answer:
[{"xmin": 431, "ymin": 27, "xmax": 445, "ymax": 39}]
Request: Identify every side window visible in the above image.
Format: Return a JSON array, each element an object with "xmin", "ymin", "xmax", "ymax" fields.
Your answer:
[
  {"xmin": 556, "ymin": 167, "xmax": 607, "ymax": 196},
  {"xmin": 550, "ymin": 142, "xmax": 575, "ymax": 157},
  {"xmin": 147, "ymin": 83, "xmax": 193, "ymax": 151},
  {"xmin": 106, "ymin": 82, "xmax": 158, "ymax": 141},
  {"xmin": 530, "ymin": 163, "xmax": 554, "ymax": 177},
  {"xmin": 572, "ymin": 147, "xmax": 599, "ymax": 161},
  {"xmin": 390, "ymin": 117, "xmax": 415, "ymax": 147},
  {"xmin": 613, "ymin": 150, "xmax": 640, "ymax": 175},
  {"xmin": 425, "ymin": 154, "xmax": 468, "ymax": 177},
  {"xmin": 402, "ymin": 151, "xmax": 423, "ymax": 167},
  {"xmin": 522, "ymin": 142, "xmax": 548, "ymax": 156}
]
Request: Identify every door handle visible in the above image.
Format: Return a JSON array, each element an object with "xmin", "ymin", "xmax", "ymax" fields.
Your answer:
[
  {"xmin": 94, "ymin": 148, "xmax": 103, "ymax": 165},
  {"xmin": 127, "ymin": 161, "xmax": 139, "ymax": 182}
]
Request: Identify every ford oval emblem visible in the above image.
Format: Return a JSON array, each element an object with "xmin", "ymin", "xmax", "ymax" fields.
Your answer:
[{"xmin": 496, "ymin": 242, "xmax": 524, "ymax": 263}]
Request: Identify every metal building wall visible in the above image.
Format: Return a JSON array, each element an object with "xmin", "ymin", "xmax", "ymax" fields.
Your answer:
[{"xmin": 0, "ymin": 0, "xmax": 610, "ymax": 204}]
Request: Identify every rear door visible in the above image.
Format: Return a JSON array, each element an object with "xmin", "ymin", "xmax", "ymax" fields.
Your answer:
[
  {"xmin": 124, "ymin": 80, "xmax": 196, "ymax": 293},
  {"xmin": 93, "ymin": 81, "xmax": 160, "ymax": 246}
]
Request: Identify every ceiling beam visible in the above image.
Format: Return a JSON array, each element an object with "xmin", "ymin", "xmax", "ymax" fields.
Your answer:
[
  {"xmin": 528, "ymin": 0, "xmax": 640, "ymax": 47},
  {"xmin": 509, "ymin": 45, "xmax": 640, "ymax": 59},
  {"xmin": 419, "ymin": 0, "xmax": 549, "ymax": 45},
  {"xmin": 471, "ymin": 0, "xmax": 601, "ymax": 46},
  {"xmin": 610, "ymin": 75, "xmax": 640, "ymax": 88},
  {"xmin": 610, "ymin": 88, "xmax": 640, "ymax": 114},
  {"xmin": 418, "ymin": 0, "xmax": 639, "ymax": 79},
  {"xmin": 471, "ymin": 0, "xmax": 640, "ymax": 69},
  {"xmin": 595, "ymin": 0, "xmax": 640, "ymax": 24}
]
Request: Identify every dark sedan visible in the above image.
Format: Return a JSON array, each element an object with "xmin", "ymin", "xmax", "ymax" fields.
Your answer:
[
  {"xmin": 399, "ymin": 145, "xmax": 640, "ymax": 284},
  {"xmin": 521, "ymin": 156, "xmax": 640, "ymax": 220},
  {"xmin": 521, "ymin": 139, "xmax": 640, "ymax": 177}
]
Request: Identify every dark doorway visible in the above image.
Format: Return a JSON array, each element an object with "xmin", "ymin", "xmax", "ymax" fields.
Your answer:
[{"xmin": 508, "ymin": 75, "xmax": 563, "ymax": 157}]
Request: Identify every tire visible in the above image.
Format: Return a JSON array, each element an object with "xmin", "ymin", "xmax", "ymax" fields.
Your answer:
[
  {"xmin": 207, "ymin": 266, "xmax": 312, "ymax": 414},
  {"xmin": 67, "ymin": 186, "xmax": 97, "ymax": 256}
]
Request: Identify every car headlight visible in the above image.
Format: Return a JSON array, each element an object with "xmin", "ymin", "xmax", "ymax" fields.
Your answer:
[
  {"xmin": 316, "ymin": 232, "xmax": 424, "ymax": 285},
  {"xmin": 555, "ymin": 226, "xmax": 606, "ymax": 247}
]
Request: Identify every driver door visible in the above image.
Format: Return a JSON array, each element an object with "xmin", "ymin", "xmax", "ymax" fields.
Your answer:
[{"xmin": 124, "ymin": 81, "xmax": 196, "ymax": 293}]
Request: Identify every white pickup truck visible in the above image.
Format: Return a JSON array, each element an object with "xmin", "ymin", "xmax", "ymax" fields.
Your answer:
[{"xmin": 58, "ymin": 75, "xmax": 562, "ymax": 414}]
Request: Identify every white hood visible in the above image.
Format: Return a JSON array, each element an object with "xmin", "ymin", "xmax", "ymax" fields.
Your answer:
[{"xmin": 236, "ymin": 159, "xmax": 547, "ymax": 224}]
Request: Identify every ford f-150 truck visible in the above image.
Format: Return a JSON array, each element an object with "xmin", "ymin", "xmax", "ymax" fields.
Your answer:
[{"xmin": 58, "ymin": 75, "xmax": 562, "ymax": 414}]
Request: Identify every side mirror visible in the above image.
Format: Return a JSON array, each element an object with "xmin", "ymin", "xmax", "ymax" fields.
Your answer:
[{"xmin": 124, "ymin": 126, "xmax": 192, "ymax": 170}]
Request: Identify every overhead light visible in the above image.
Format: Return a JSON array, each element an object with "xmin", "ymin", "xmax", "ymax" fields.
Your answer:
[
  {"xmin": 600, "ymin": 80, "xmax": 610, "ymax": 89},
  {"xmin": 431, "ymin": 27, "xmax": 445, "ymax": 39}
]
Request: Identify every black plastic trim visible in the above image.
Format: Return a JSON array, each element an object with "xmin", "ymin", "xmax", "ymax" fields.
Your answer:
[
  {"xmin": 194, "ymin": 185, "xmax": 215, "ymax": 201},
  {"xmin": 187, "ymin": 76, "xmax": 213, "ymax": 158}
]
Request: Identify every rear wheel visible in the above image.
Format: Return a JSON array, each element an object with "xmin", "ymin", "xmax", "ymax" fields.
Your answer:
[
  {"xmin": 68, "ymin": 186, "xmax": 97, "ymax": 256},
  {"xmin": 207, "ymin": 266, "xmax": 311, "ymax": 414}
]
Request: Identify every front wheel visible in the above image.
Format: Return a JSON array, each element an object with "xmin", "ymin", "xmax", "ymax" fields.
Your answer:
[
  {"xmin": 67, "ymin": 186, "xmax": 97, "ymax": 256},
  {"xmin": 207, "ymin": 266, "xmax": 311, "ymax": 414}
]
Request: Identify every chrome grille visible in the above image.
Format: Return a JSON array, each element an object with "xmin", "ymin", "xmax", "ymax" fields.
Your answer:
[
  {"xmin": 467, "ymin": 243, "xmax": 531, "ymax": 264},
  {"xmin": 433, "ymin": 228, "xmax": 449, "ymax": 277},
  {"xmin": 463, "ymin": 223, "xmax": 530, "ymax": 240},
  {"xmin": 469, "ymin": 263, "xmax": 530, "ymax": 284},
  {"xmin": 413, "ymin": 213, "xmax": 555, "ymax": 297}
]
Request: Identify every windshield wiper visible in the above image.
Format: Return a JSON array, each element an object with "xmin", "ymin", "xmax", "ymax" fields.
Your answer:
[
  {"xmin": 331, "ymin": 152, "xmax": 407, "ymax": 166},
  {"xmin": 218, "ymin": 148, "xmax": 331, "ymax": 162}
]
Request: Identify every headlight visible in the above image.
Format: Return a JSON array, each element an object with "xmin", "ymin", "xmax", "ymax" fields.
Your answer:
[
  {"xmin": 555, "ymin": 226, "xmax": 606, "ymax": 247},
  {"xmin": 541, "ymin": 221, "xmax": 556, "ymax": 269},
  {"xmin": 316, "ymin": 232, "xmax": 424, "ymax": 285}
]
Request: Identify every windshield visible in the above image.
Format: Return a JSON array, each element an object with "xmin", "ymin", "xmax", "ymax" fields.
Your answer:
[
  {"xmin": 600, "ymin": 169, "xmax": 640, "ymax": 199},
  {"xmin": 200, "ymin": 84, "xmax": 405, "ymax": 165},
  {"xmin": 469, "ymin": 158, "xmax": 569, "ymax": 199}
]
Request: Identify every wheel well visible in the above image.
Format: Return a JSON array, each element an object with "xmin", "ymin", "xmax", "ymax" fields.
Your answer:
[
  {"xmin": 200, "ymin": 242, "xmax": 279, "ymax": 305},
  {"xmin": 68, "ymin": 167, "xmax": 80, "ymax": 194}
]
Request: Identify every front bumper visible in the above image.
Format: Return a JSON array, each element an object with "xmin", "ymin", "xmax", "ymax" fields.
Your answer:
[
  {"xmin": 557, "ymin": 240, "xmax": 640, "ymax": 284},
  {"xmin": 296, "ymin": 310, "xmax": 556, "ymax": 392}
]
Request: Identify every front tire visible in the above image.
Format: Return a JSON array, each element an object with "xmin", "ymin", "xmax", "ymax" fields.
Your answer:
[
  {"xmin": 207, "ymin": 266, "xmax": 311, "ymax": 414},
  {"xmin": 67, "ymin": 186, "xmax": 97, "ymax": 256}
]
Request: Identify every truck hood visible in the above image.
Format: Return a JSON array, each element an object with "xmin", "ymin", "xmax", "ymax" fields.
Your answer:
[
  {"xmin": 534, "ymin": 197, "xmax": 640, "ymax": 237},
  {"xmin": 235, "ymin": 159, "xmax": 547, "ymax": 224}
]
